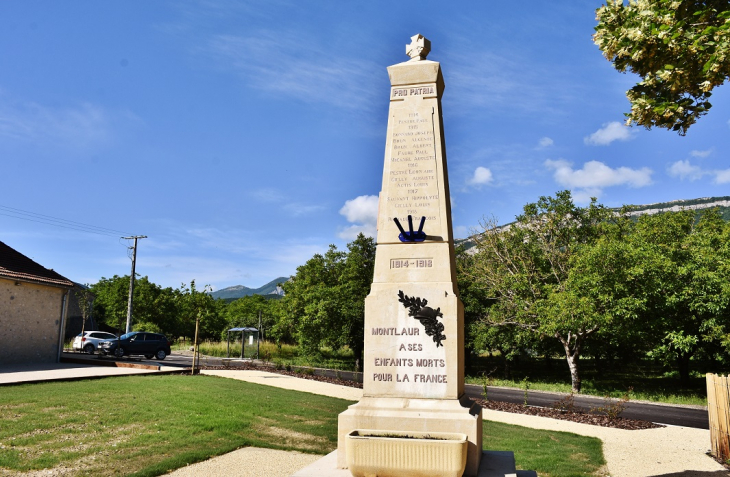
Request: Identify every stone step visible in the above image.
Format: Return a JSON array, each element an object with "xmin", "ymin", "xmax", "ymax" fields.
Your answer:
[{"xmin": 479, "ymin": 450, "xmax": 536, "ymax": 477}]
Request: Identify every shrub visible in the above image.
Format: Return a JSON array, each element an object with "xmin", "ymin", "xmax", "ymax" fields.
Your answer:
[
  {"xmin": 552, "ymin": 393, "xmax": 578, "ymax": 412},
  {"xmin": 590, "ymin": 387, "xmax": 633, "ymax": 420}
]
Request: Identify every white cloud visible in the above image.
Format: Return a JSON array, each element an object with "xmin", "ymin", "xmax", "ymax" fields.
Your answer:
[
  {"xmin": 201, "ymin": 32, "xmax": 380, "ymax": 111},
  {"xmin": 668, "ymin": 158, "xmax": 730, "ymax": 184},
  {"xmin": 545, "ymin": 159, "xmax": 653, "ymax": 189},
  {"xmin": 690, "ymin": 149, "xmax": 713, "ymax": 158},
  {"xmin": 714, "ymin": 169, "xmax": 730, "ymax": 184},
  {"xmin": 538, "ymin": 137, "xmax": 554, "ymax": 148},
  {"xmin": 668, "ymin": 160, "xmax": 705, "ymax": 181},
  {"xmin": 0, "ymin": 100, "xmax": 112, "ymax": 150},
  {"xmin": 283, "ymin": 203, "xmax": 325, "ymax": 217},
  {"xmin": 250, "ymin": 188, "xmax": 285, "ymax": 203},
  {"xmin": 445, "ymin": 46, "xmax": 574, "ymax": 117},
  {"xmin": 248, "ymin": 188, "xmax": 322, "ymax": 216},
  {"xmin": 584, "ymin": 121, "xmax": 637, "ymax": 146},
  {"xmin": 453, "ymin": 225, "xmax": 468, "ymax": 238},
  {"xmin": 338, "ymin": 195, "xmax": 378, "ymax": 239},
  {"xmin": 466, "ymin": 166, "xmax": 493, "ymax": 187},
  {"xmin": 571, "ymin": 188, "xmax": 602, "ymax": 204}
]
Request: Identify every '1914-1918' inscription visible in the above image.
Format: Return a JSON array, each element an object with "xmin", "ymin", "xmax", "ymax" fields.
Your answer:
[{"xmin": 390, "ymin": 259, "xmax": 433, "ymax": 269}]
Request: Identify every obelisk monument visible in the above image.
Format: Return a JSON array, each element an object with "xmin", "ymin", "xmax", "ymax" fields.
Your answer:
[{"xmin": 337, "ymin": 34, "xmax": 483, "ymax": 476}]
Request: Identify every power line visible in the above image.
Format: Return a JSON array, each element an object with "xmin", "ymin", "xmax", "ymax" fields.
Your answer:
[
  {"xmin": 0, "ymin": 212, "xmax": 123, "ymax": 238},
  {"xmin": 0, "ymin": 204, "xmax": 134, "ymax": 238}
]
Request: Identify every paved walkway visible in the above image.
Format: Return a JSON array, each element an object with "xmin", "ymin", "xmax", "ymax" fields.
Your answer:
[{"xmin": 0, "ymin": 361, "xmax": 179, "ymax": 385}]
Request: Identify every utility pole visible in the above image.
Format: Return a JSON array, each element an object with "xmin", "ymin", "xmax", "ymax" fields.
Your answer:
[
  {"xmin": 257, "ymin": 310, "xmax": 262, "ymax": 359},
  {"xmin": 122, "ymin": 235, "xmax": 147, "ymax": 334}
]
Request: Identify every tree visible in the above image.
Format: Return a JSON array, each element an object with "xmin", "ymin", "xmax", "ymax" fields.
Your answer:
[
  {"xmin": 455, "ymin": 245, "xmax": 540, "ymax": 376},
  {"xmin": 91, "ymin": 275, "xmax": 134, "ymax": 332},
  {"xmin": 629, "ymin": 208, "xmax": 730, "ymax": 382},
  {"xmin": 176, "ymin": 280, "xmax": 223, "ymax": 341},
  {"xmin": 224, "ymin": 294, "xmax": 277, "ymax": 340},
  {"xmin": 283, "ymin": 244, "xmax": 347, "ymax": 356},
  {"xmin": 594, "ymin": 0, "xmax": 730, "ymax": 134},
  {"xmin": 464, "ymin": 191, "xmax": 619, "ymax": 392},
  {"xmin": 338, "ymin": 234, "xmax": 376, "ymax": 368},
  {"xmin": 281, "ymin": 233, "xmax": 375, "ymax": 367},
  {"xmin": 75, "ymin": 287, "xmax": 94, "ymax": 336},
  {"xmin": 90, "ymin": 275, "xmax": 181, "ymax": 336}
]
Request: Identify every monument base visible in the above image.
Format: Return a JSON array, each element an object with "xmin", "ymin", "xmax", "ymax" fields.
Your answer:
[
  {"xmin": 337, "ymin": 396, "xmax": 482, "ymax": 476},
  {"xmin": 292, "ymin": 449, "xmax": 537, "ymax": 477}
]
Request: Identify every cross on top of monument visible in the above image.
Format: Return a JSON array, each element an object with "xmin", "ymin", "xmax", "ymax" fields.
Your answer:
[{"xmin": 406, "ymin": 34, "xmax": 430, "ymax": 61}]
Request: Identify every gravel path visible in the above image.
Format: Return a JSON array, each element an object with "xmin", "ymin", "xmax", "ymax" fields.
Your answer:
[
  {"xmin": 166, "ymin": 370, "xmax": 728, "ymax": 477},
  {"xmin": 165, "ymin": 447, "xmax": 319, "ymax": 477}
]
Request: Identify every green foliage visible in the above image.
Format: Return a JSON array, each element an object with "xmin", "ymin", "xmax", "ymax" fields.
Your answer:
[
  {"xmin": 462, "ymin": 191, "xmax": 730, "ymax": 391},
  {"xmin": 74, "ymin": 287, "xmax": 93, "ymax": 334},
  {"xmin": 465, "ymin": 191, "xmax": 618, "ymax": 392},
  {"xmin": 281, "ymin": 233, "xmax": 375, "ymax": 367},
  {"xmin": 521, "ymin": 376, "xmax": 530, "ymax": 405},
  {"xmin": 628, "ymin": 208, "xmax": 730, "ymax": 382},
  {"xmin": 465, "ymin": 355, "xmax": 708, "ymax": 405},
  {"xmin": 134, "ymin": 321, "xmax": 162, "ymax": 333},
  {"xmin": 594, "ymin": 0, "xmax": 730, "ymax": 134},
  {"xmin": 176, "ymin": 280, "xmax": 223, "ymax": 341},
  {"xmin": 90, "ymin": 275, "xmax": 132, "ymax": 332},
  {"xmin": 89, "ymin": 276, "xmax": 224, "ymax": 340},
  {"xmin": 91, "ymin": 275, "xmax": 181, "ymax": 334},
  {"xmin": 223, "ymin": 294, "xmax": 281, "ymax": 341}
]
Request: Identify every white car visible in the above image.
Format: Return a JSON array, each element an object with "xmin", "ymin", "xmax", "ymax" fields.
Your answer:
[{"xmin": 72, "ymin": 331, "xmax": 118, "ymax": 354}]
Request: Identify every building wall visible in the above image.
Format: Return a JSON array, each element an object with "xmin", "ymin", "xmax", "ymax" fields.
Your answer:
[
  {"xmin": 64, "ymin": 284, "xmax": 96, "ymax": 340},
  {"xmin": 0, "ymin": 277, "xmax": 66, "ymax": 364}
]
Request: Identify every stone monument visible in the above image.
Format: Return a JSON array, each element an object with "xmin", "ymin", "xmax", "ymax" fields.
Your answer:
[{"xmin": 336, "ymin": 33, "xmax": 483, "ymax": 476}]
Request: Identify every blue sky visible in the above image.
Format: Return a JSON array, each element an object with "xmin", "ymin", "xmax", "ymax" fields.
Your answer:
[{"xmin": 1, "ymin": 1, "xmax": 729, "ymax": 291}]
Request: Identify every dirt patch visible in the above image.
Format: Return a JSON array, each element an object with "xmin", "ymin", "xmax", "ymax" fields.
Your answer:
[
  {"xmin": 253, "ymin": 425, "xmax": 327, "ymax": 451},
  {"xmin": 199, "ymin": 364, "xmax": 363, "ymax": 388},
  {"xmin": 473, "ymin": 398, "xmax": 662, "ymax": 430}
]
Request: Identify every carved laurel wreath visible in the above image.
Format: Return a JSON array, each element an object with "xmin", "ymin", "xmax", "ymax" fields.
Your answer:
[{"xmin": 397, "ymin": 290, "xmax": 446, "ymax": 348}]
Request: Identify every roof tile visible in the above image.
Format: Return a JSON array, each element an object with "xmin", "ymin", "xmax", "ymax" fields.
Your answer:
[{"xmin": 0, "ymin": 241, "xmax": 74, "ymax": 288}]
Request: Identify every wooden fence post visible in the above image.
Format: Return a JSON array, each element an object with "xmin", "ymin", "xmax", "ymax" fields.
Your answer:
[{"xmin": 707, "ymin": 373, "xmax": 730, "ymax": 463}]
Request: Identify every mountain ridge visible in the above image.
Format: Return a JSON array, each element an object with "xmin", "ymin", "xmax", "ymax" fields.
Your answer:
[
  {"xmin": 210, "ymin": 276, "xmax": 289, "ymax": 300},
  {"xmin": 456, "ymin": 195, "xmax": 730, "ymax": 250}
]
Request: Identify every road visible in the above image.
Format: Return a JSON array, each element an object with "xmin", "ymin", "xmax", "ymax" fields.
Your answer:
[
  {"xmin": 117, "ymin": 352, "xmax": 709, "ymax": 430},
  {"xmin": 463, "ymin": 384, "xmax": 709, "ymax": 429}
]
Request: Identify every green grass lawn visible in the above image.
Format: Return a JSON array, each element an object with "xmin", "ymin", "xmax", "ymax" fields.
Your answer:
[
  {"xmin": 486, "ymin": 421, "xmax": 604, "ymax": 476},
  {"xmin": 0, "ymin": 375, "xmax": 605, "ymax": 476}
]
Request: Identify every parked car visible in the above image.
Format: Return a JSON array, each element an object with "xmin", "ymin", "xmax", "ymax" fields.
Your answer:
[
  {"xmin": 99, "ymin": 332, "xmax": 171, "ymax": 360},
  {"xmin": 72, "ymin": 331, "xmax": 118, "ymax": 354}
]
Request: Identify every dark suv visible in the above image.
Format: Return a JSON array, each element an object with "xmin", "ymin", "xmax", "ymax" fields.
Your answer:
[{"xmin": 99, "ymin": 332, "xmax": 171, "ymax": 360}]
